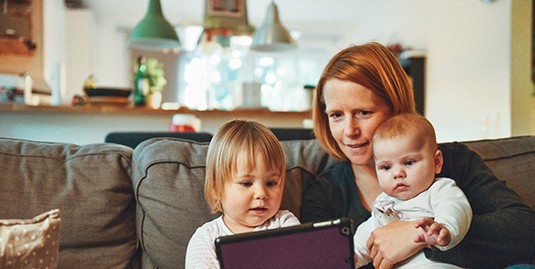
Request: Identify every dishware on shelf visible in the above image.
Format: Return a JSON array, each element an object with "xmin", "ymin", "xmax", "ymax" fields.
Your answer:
[
  {"xmin": 83, "ymin": 87, "xmax": 132, "ymax": 98},
  {"xmin": 84, "ymin": 87, "xmax": 132, "ymax": 106}
]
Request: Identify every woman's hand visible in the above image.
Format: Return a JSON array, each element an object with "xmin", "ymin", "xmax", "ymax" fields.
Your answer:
[{"xmin": 366, "ymin": 220, "xmax": 427, "ymax": 269}]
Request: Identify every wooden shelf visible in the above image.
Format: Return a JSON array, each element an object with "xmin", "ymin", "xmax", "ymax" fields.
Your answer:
[
  {"xmin": 0, "ymin": 103, "xmax": 311, "ymax": 118},
  {"xmin": 1, "ymin": 102, "xmax": 312, "ymax": 144},
  {"xmin": 0, "ymin": 36, "xmax": 35, "ymax": 55}
]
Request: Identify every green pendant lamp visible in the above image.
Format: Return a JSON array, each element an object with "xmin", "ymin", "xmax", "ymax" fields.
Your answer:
[
  {"xmin": 128, "ymin": 0, "xmax": 180, "ymax": 51},
  {"xmin": 250, "ymin": 0, "xmax": 296, "ymax": 52}
]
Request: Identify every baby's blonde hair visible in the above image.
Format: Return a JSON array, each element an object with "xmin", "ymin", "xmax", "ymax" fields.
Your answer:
[
  {"xmin": 204, "ymin": 119, "xmax": 286, "ymax": 213},
  {"xmin": 373, "ymin": 112, "xmax": 438, "ymax": 151}
]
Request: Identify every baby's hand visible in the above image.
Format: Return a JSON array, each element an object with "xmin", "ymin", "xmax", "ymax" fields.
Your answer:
[{"xmin": 413, "ymin": 218, "xmax": 451, "ymax": 246}]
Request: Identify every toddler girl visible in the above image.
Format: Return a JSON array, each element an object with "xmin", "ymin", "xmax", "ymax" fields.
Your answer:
[{"xmin": 185, "ymin": 119, "xmax": 300, "ymax": 268}]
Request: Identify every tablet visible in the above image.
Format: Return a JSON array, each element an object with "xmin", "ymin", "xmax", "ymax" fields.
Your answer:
[{"xmin": 215, "ymin": 218, "xmax": 355, "ymax": 269}]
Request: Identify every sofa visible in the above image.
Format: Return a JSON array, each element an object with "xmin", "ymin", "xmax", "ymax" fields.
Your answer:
[{"xmin": 1, "ymin": 135, "xmax": 534, "ymax": 269}]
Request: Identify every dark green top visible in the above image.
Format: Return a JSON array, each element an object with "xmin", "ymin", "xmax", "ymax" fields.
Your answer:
[{"xmin": 300, "ymin": 142, "xmax": 535, "ymax": 268}]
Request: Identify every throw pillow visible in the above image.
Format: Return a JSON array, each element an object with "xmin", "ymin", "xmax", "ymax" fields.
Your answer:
[{"xmin": 0, "ymin": 209, "xmax": 61, "ymax": 268}]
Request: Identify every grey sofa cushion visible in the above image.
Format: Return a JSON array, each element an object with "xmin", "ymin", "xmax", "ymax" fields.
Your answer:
[
  {"xmin": 463, "ymin": 136, "xmax": 535, "ymax": 209},
  {"xmin": 132, "ymin": 138, "xmax": 337, "ymax": 269},
  {"xmin": 0, "ymin": 138, "xmax": 137, "ymax": 269},
  {"xmin": 133, "ymin": 138, "xmax": 213, "ymax": 269}
]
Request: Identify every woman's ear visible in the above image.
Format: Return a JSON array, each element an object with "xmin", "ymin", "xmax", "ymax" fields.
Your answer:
[{"xmin": 434, "ymin": 149, "xmax": 443, "ymax": 174}]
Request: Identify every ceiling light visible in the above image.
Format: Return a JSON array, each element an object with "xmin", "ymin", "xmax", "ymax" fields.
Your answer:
[
  {"xmin": 250, "ymin": 0, "xmax": 296, "ymax": 52},
  {"xmin": 128, "ymin": 0, "xmax": 180, "ymax": 51}
]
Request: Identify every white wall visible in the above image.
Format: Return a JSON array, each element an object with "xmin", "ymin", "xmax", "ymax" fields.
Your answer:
[
  {"xmin": 0, "ymin": 111, "xmax": 310, "ymax": 145},
  {"xmin": 77, "ymin": 0, "xmax": 519, "ymax": 142},
  {"xmin": 43, "ymin": 0, "xmax": 67, "ymax": 99},
  {"xmin": 343, "ymin": 0, "xmax": 513, "ymax": 142},
  {"xmin": 65, "ymin": 9, "xmax": 94, "ymax": 99}
]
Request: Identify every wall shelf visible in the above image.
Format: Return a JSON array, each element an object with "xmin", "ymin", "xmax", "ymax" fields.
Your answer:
[{"xmin": 0, "ymin": 103, "xmax": 311, "ymax": 117}]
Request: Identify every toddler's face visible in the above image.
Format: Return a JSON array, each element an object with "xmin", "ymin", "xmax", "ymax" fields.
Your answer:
[
  {"xmin": 373, "ymin": 134, "xmax": 442, "ymax": 200},
  {"xmin": 221, "ymin": 152, "xmax": 283, "ymax": 234}
]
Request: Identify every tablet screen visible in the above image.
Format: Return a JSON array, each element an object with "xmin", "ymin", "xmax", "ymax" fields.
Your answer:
[{"xmin": 215, "ymin": 218, "xmax": 355, "ymax": 269}]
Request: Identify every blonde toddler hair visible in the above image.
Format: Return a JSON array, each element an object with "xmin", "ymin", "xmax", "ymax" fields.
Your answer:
[{"xmin": 204, "ymin": 119, "xmax": 286, "ymax": 213}]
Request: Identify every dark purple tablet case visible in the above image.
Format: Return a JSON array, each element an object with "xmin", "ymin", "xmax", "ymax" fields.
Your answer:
[{"xmin": 215, "ymin": 218, "xmax": 355, "ymax": 269}]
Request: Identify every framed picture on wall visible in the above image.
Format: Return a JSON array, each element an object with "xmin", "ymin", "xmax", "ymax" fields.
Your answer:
[
  {"xmin": 208, "ymin": 0, "xmax": 244, "ymax": 17},
  {"xmin": 204, "ymin": 0, "xmax": 249, "ymax": 32}
]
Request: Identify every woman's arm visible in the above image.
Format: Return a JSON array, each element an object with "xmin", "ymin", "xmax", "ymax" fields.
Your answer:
[
  {"xmin": 426, "ymin": 143, "xmax": 535, "ymax": 268},
  {"xmin": 301, "ymin": 161, "xmax": 362, "ymax": 224},
  {"xmin": 300, "ymin": 175, "xmax": 341, "ymax": 223}
]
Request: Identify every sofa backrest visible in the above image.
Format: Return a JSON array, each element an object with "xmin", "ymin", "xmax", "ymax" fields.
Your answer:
[
  {"xmin": 4, "ymin": 134, "xmax": 531, "ymax": 269},
  {"xmin": 105, "ymin": 131, "xmax": 214, "ymax": 148},
  {"xmin": 462, "ymin": 136, "xmax": 535, "ymax": 209},
  {"xmin": 132, "ymin": 138, "xmax": 337, "ymax": 269},
  {"xmin": 0, "ymin": 138, "xmax": 138, "ymax": 269},
  {"xmin": 133, "ymin": 136, "xmax": 535, "ymax": 269}
]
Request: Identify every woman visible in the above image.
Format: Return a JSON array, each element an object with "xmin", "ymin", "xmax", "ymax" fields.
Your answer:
[{"xmin": 300, "ymin": 42, "xmax": 535, "ymax": 269}]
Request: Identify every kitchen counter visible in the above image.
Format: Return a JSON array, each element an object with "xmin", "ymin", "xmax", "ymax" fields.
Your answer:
[{"xmin": 0, "ymin": 103, "xmax": 312, "ymax": 145}]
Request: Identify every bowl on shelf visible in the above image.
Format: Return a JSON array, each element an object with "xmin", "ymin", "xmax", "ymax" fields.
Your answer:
[{"xmin": 83, "ymin": 87, "xmax": 132, "ymax": 98}]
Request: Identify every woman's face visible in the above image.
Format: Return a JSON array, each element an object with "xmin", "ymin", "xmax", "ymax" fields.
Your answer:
[{"xmin": 323, "ymin": 79, "xmax": 391, "ymax": 166}]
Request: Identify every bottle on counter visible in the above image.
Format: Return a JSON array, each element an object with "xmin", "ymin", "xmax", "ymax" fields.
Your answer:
[
  {"xmin": 21, "ymin": 72, "xmax": 35, "ymax": 105},
  {"xmin": 134, "ymin": 56, "xmax": 149, "ymax": 107}
]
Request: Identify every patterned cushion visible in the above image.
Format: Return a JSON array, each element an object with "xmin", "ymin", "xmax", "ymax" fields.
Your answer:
[{"xmin": 0, "ymin": 209, "xmax": 61, "ymax": 269}]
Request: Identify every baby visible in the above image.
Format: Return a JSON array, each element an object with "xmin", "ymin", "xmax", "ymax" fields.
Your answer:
[{"xmin": 354, "ymin": 113, "xmax": 472, "ymax": 268}]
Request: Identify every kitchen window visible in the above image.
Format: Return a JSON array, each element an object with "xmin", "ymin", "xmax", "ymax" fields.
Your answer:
[{"xmin": 178, "ymin": 35, "xmax": 327, "ymax": 111}]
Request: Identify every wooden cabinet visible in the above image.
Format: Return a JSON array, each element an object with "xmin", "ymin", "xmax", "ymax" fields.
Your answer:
[
  {"xmin": 0, "ymin": 0, "xmax": 36, "ymax": 55},
  {"xmin": 0, "ymin": 35, "xmax": 36, "ymax": 55},
  {"xmin": 400, "ymin": 55, "xmax": 426, "ymax": 115}
]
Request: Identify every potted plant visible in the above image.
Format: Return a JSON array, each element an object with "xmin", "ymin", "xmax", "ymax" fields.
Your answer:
[{"xmin": 133, "ymin": 57, "xmax": 167, "ymax": 109}]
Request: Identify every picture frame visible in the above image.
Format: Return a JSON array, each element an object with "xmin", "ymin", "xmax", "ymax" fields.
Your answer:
[{"xmin": 207, "ymin": 0, "xmax": 244, "ymax": 18}]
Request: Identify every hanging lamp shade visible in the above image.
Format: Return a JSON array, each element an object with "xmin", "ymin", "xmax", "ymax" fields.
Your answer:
[
  {"xmin": 250, "ymin": 1, "xmax": 295, "ymax": 52},
  {"xmin": 128, "ymin": 0, "xmax": 180, "ymax": 51}
]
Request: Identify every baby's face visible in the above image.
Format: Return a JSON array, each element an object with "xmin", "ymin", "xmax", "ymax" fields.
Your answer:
[
  {"xmin": 373, "ymin": 134, "xmax": 442, "ymax": 200},
  {"xmin": 220, "ymin": 152, "xmax": 283, "ymax": 234}
]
